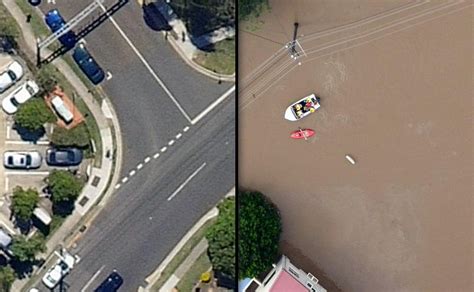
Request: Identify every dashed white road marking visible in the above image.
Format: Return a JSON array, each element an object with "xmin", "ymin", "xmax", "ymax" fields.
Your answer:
[
  {"xmin": 191, "ymin": 85, "xmax": 235, "ymax": 125},
  {"xmin": 183, "ymin": 126, "xmax": 190, "ymax": 132},
  {"xmin": 96, "ymin": 1, "xmax": 192, "ymax": 123},
  {"xmin": 115, "ymin": 184, "xmax": 121, "ymax": 189},
  {"xmin": 167, "ymin": 162, "xmax": 207, "ymax": 201},
  {"xmin": 176, "ymin": 133, "xmax": 182, "ymax": 139},
  {"xmin": 137, "ymin": 163, "xmax": 143, "ymax": 170},
  {"xmin": 6, "ymin": 125, "xmax": 10, "ymax": 139},
  {"xmin": 153, "ymin": 153, "xmax": 160, "ymax": 159},
  {"xmin": 144, "ymin": 157, "xmax": 151, "ymax": 163},
  {"xmin": 106, "ymin": 71, "xmax": 113, "ymax": 80},
  {"xmin": 121, "ymin": 177, "xmax": 128, "ymax": 183},
  {"xmin": 129, "ymin": 170, "xmax": 136, "ymax": 177},
  {"xmin": 168, "ymin": 140, "xmax": 175, "ymax": 146},
  {"xmin": 81, "ymin": 265, "xmax": 105, "ymax": 292},
  {"xmin": 161, "ymin": 147, "xmax": 167, "ymax": 153}
]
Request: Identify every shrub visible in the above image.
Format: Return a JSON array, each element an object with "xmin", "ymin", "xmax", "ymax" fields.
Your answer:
[
  {"xmin": 11, "ymin": 187, "xmax": 39, "ymax": 222},
  {"xmin": 206, "ymin": 197, "xmax": 235, "ymax": 279},
  {"xmin": 14, "ymin": 99, "xmax": 56, "ymax": 131},
  {"xmin": 46, "ymin": 170, "xmax": 84, "ymax": 204},
  {"xmin": 238, "ymin": 191, "xmax": 282, "ymax": 279},
  {"xmin": 50, "ymin": 123, "xmax": 90, "ymax": 148}
]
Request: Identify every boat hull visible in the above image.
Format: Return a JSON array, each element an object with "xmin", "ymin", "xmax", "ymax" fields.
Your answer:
[
  {"xmin": 290, "ymin": 129, "xmax": 315, "ymax": 139},
  {"xmin": 284, "ymin": 93, "xmax": 321, "ymax": 121}
]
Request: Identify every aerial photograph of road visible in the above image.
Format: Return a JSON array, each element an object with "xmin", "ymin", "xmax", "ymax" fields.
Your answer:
[
  {"xmin": 0, "ymin": 0, "xmax": 235, "ymax": 291},
  {"xmin": 239, "ymin": 0, "xmax": 472, "ymax": 292}
]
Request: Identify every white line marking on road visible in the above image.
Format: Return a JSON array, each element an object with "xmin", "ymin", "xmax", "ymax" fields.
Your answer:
[
  {"xmin": 183, "ymin": 126, "xmax": 190, "ymax": 132},
  {"xmin": 5, "ymin": 177, "xmax": 8, "ymax": 192},
  {"xmin": 167, "ymin": 162, "xmax": 207, "ymax": 201},
  {"xmin": 129, "ymin": 170, "xmax": 136, "ymax": 176},
  {"xmin": 81, "ymin": 265, "xmax": 105, "ymax": 292},
  {"xmin": 97, "ymin": 2, "xmax": 192, "ymax": 123},
  {"xmin": 137, "ymin": 163, "xmax": 143, "ymax": 170},
  {"xmin": 6, "ymin": 124, "xmax": 10, "ymax": 139},
  {"xmin": 5, "ymin": 140, "xmax": 49, "ymax": 145},
  {"xmin": 106, "ymin": 71, "xmax": 113, "ymax": 80},
  {"xmin": 153, "ymin": 153, "xmax": 160, "ymax": 159},
  {"xmin": 144, "ymin": 157, "xmax": 151, "ymax": 163},
  {"xmin": 176, "ymin": 133, "xmax": 182, "ymax": 139},
  {"xmin": 168, "ymin": 140, "xmax": 175, "ymax": 146},
  {"xmin": 115, "ymin": 184, "xmax": 121, "ymax": 189},
  {"xmin": 122, "ymin": 177, "xmax": 128, "ymax": 183},
  {"xmin": 191, "ymin": 85, "xmax": 235, "ymax": 125},
  {"xmin": 5, "ymin": 171, "xmax": 49, "ymax": 176},
  {"xmin": 161, "ymin": 147, "xmax": 167, "ymax": 153}
]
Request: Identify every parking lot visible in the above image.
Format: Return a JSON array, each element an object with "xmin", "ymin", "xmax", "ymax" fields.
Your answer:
[{"xmin": 0, "ymin": 52, "xmax": 92, "ymax": 241}]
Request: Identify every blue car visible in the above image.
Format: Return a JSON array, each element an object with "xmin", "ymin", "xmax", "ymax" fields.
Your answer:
[
  {"xmin": 94, "ymin": 271, "xmax": 123, "ymax": 292},
  {"xmin": 73, "ymin": 43, "xmax": 105, "ymax": 85},
  {"xmin": 44, "ymin": 9, "xmax": 76, "ymax": 48}
]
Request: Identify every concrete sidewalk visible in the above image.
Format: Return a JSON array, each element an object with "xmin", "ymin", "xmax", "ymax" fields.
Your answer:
[
  {"xmin": 2, "ymin": 0, "xmax": 123, "ymax": 290},
  {"xmin": 141, "ymin": 187, "xmax": 235, "ymax": 291},
  {"xmin": 152, "ymin": 0, "xmax": 235, "ymax": 82}
]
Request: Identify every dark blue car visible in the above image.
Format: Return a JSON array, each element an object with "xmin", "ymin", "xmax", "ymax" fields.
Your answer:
[
  {"xmin": 94, "ymin": 271, "xmax": 123, "ymax": 292},
  {"xmin": 73, "ymin": 43, "xmax": 105, "ymax": 85},
  {"xmin": 44, "ymin": 9, "xmax": 76, "ymax": 48},
  {"xmin": 46, "ymin": 147, "xmax": 83, "ymax": 167}
]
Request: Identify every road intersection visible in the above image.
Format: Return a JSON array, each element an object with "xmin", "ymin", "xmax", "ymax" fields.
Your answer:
[{"xmin": 29, "ymin": 0, "xmax": 235, "ymax": 290}]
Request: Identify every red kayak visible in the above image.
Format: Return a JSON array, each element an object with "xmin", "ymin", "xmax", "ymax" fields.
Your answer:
[{"xmin": 290, "ymin": 128, "xmax": 315, "ymax": 140}]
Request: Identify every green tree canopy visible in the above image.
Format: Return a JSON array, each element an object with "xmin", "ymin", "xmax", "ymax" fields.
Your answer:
[
  {"xmin": 36, "ymin": 66, "xmax": 58, "ymax": 95},
  {"xmin": 238, "ymin": 0, "xmax": 269, "ymax": 21},
  {"xmin": 238, "ymin": 191, "xmax": 282, "ymax": 279},
  {"xmin": 10, "ymin": 234, "xmax": 46, "ymax": 263},
  {"xmin": 11, "ymin": 187, "xmax": 39, "ymax": 222},
  {"xmin": 14, "ymin": 98, "xmax": 56, "ymax": 131},
  {"xmin": 0, "ymin": 266, "xmax": 15, "ymax": 292},
  {"xmin": 50, "ymin": 123, "xmax": 90, "ymax": 148},
  {"xmin": 46, "ymin": 170, "xmax": 84, "ymax": 204},
  {"xmin": 206, "ymin": 197, "xmax": 235, "ymax": 279}
]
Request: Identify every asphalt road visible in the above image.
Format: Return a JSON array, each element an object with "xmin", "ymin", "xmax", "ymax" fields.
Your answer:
[{"xmin": 32, "ymin": 0, "xmax": 235, "ymax": 291}]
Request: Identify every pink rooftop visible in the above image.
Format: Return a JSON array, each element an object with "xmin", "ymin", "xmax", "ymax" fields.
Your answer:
[{"xmin": 270, "ymin": 270, "xmax": 307, "ymax": 292}]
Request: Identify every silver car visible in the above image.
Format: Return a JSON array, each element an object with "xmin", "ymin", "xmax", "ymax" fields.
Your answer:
[
  {"xmin": 3, "ymin": 151, "xmax": 42, "ymax": 169},
  {"xmin": 0, "ymin": 60, "xmax": 24, "ymax": 93}
]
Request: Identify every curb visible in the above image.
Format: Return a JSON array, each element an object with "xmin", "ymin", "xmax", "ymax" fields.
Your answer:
[
  {"xmin": 142, "ymin": 186, "xmax": 235, "ymax": 290},
  {"xmin": 165, "ymin": 33, "xmax": 235, "ymax": 83}
]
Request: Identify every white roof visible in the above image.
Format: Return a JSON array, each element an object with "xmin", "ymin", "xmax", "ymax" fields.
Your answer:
[
  {"xmin": 34, "ymin": 207, "xmax": 52, "ymax": 225},
  {"xmin": 51, "ymin": 96, "xmax": 73, "ymax": 123}
]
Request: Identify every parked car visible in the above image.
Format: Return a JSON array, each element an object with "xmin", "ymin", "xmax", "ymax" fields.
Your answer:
[
  {"xmin": 94, "ymin": 271, "xmax": 123, "ymax": 292},
  {"xmin": 0, "ymin": 60, "xmax": 24, "ymax": 93},
  {"xmin": 42, "ymin": 253, "xmax": 75, "ymax": 289},
  {"xmin": 1, "ymin": 80, "xmax": 40, "ymax": 114},
  {"xmin": 44, "ymin": 9, "xmax": 77, "ymax": 48},
  {"xmin": 46, "ymin": 147, "xmax": 83, "ymax": 166},
  {"xmin": 3, "ymin": 151, "xmax": 42, "ymax": 169},
  {"xmin": 73, "ymin": 43, "xmax": 105, "ymax": 85}
]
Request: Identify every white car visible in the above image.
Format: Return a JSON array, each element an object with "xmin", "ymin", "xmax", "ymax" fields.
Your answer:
[
  {"xmin": 2, "ymin": 80, "xmax": 40, "ymax": 114},
  {"xmin": 0, "ymin": 60, "xmax": 24, "ymax": 93},
  {"xmin": 51, "ymin": 95, "xmax": 73, "ymax": 123},
  {"xmin": 3, "ymin": 151, "xmax": 42, "ymax": 169},
  {"xmin": 42, "ymin": 253, "xmax": 75, "ymax": 289}
]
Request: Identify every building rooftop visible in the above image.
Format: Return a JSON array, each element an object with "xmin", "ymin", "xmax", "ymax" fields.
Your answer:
[{"xmin": 270, "ymin": 270, "xmax": 308, "ymax": 292}]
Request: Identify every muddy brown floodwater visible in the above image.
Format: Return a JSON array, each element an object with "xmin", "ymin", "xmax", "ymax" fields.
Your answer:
[{"xmin": 239, "ymin": 1, "xmax": 473, "ymax": 291}]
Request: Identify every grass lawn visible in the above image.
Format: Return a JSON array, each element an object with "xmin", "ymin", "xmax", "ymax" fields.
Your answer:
[
  {"xmin": 0, "ymin": 2, "xmax": 20, "ymax": 37},
  {"xmin": 151, "ymin": 218, "xmax": 217, "ymax": 291},
  {"xmin": 193, "ymin": 37, "xmax": 235, "ymax": 75},
  {"xmin": 176, "ymin": 251, "xmax": 212, "ymax": 292}
]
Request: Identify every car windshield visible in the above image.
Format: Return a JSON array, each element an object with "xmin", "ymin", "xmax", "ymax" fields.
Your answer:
[
  {"xmin": 25, "ymin": 84, "xmax": 36, "ymax": 95},
  {"xmin": 10, "ymin": 97, "xmax": 20, "ymax": 107},
  {"xmin": 46, "ymin": 275, "xmax": 57, "ymax": 284},
  {"xmin": 25, "ymin": 156, "xmax": 31, "ymax": 165},
  {"xmin": 7, "ymin": 70, "xmax": 16, "ymax": 81},
  {"xmin": 7, "ymin": 157, "xmax": 13, "ymax": 165}
]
